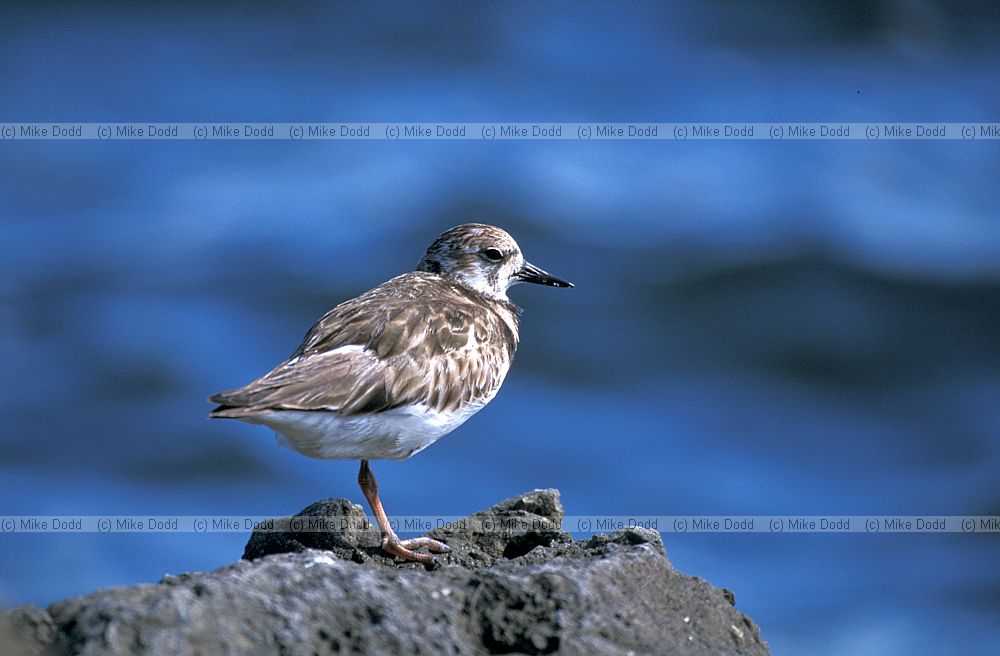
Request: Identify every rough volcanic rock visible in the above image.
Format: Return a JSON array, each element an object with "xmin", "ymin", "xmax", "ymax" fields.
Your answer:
[
  {"xmin": 0, "ymin": 490, "xmax": 769, "ymax": 655},
  {"xmin": 243, "ymin": 487, "xmax": 570, "ymax": 569}
]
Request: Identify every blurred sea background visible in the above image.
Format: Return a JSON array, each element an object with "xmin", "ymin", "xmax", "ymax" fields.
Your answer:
[{"xmin": 2, "ymin": 2, "xmax": 999, "ymax": 654}]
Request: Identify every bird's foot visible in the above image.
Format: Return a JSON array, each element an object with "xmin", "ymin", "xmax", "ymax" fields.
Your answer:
[{"xmin": 382, "ymin": 536, "xmax": 451, "ymax": 564}]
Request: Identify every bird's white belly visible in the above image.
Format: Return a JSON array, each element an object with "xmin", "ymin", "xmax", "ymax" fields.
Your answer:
[{"xmin": 241, "ymin": 402, "xmax": 486, "ymax": 461}]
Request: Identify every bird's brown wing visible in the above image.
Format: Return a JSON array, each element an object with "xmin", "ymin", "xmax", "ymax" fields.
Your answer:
[{"xmin": 209, "ymin": 277, "xmax": 516, "ymax": 417}]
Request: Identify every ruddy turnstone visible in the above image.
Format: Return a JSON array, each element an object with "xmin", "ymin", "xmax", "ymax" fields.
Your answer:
[{"xmin": 209, "ymin": 223, "xmax": 572, "ymax": 563}]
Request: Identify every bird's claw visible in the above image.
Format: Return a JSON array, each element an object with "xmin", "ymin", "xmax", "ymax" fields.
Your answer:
[{"xmin": 383, "ymin": 536, "xmax": 451, "ymax": 564}]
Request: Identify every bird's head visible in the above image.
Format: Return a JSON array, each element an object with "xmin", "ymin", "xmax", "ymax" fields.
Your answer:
[{"xmin": 417, "ymin": 223, "xmax": 573, "ymax": 301}]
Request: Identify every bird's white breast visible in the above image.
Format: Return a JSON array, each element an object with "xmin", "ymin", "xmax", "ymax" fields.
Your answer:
[{"xmin": 241, "ymin": 399, "xmax": 491, "ymax": 461}]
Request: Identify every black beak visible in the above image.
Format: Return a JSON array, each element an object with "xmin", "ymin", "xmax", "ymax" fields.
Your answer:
[{"xmin": 516, "ymin": 261, "xmax": 574, "ymax": 288}]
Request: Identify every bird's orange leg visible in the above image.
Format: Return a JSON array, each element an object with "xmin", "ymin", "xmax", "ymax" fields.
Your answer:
[{"xmin": 357, "ymin": 460, "xmax": 450, "ymax": 564}]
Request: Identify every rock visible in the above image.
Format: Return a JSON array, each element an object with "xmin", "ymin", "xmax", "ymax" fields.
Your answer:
[
  {"xmin": 243, "ymin": 487, "xmax": 572, "ymax": 570},
  {"xmin": 0, "ymin": 605, "xmax": 60, "ymax": 656},
  {"xmin": 0, "ymin": 490, "xmax": 769, "ymax": 655},
  {"xmin": 242, "ymin": 497, "xmax": 381, "ymax": 563}
]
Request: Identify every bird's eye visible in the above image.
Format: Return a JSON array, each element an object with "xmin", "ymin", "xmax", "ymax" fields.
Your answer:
[{"xmin": 482, "ymin": 248, "xmax": 504, "ymax": 261}]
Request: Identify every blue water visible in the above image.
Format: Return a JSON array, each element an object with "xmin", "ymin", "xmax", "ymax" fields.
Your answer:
[{"xmin": 2, "ymin": 3, "xmax": 1000, "ymax": 654}]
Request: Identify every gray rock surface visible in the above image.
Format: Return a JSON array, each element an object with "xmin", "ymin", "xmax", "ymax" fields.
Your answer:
[{"xmin": 0, "ymin": 489, "xmax": 769, "ymax": 655}]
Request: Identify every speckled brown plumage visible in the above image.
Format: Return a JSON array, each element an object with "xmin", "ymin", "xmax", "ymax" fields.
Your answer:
[{"xmin": 209, "ymin": 272, "xmax": 520, "ymax": 417}]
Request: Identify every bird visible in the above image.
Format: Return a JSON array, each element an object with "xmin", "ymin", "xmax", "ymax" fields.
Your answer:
[{"xmin": 209, "ymin": 223, "xmax": 573, "ymax": 564}]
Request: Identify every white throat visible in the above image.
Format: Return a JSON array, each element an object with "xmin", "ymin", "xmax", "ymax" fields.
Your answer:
[{"xmin": 453, "ymin": 269, "xmax": 510, "ymax": 302}]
